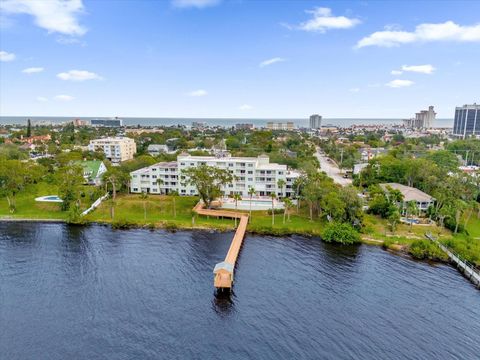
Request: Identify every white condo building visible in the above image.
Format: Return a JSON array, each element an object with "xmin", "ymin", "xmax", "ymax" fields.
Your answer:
[
  {"xmin": 309, "ymin": 114, "xmax": 322, "ymax": 129},
  {"xmin": 403, "ymin": 106, "xmax": 436, "ymax": 129},
  {"xmin": 88, "ymin": 137, "xmax": 137, "ymax": 163},
  {"xmin": 130, "ymin": 153, "xmax": 300, "ymax": 198}
]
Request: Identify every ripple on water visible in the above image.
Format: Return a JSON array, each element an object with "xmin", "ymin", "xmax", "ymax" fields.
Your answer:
[{"xmin": 0, "ymin": 223, "xmax": 479, "ymax": 360}]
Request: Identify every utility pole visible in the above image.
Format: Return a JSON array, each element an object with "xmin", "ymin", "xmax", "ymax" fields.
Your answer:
[{"xmin": 340, "ymin": 148, "xmax": 344, "ymax": 174}]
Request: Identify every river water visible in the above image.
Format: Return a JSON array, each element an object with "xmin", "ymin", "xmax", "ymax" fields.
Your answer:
[{"xmin": 1, "ymin": 223, "xmax": 478, "ymax": 359}]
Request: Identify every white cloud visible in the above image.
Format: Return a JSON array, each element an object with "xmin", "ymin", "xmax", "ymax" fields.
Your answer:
[
  {"xmin": 188, "ymin": 89, "xmax": 208, "ymax": 97},
  {"xmin": 401, "ymin": 64, "xmax": 435, "ymax": 74},
  {"xmin": 54, "ymin": 94, "xmax": 74, "ymax": 101},
  {"xmin": 171, "ymin": 0, "xmax": 220, "ymax": 9},
  {"xmin": 36, "ymin": 96, "xmax": 48, "ymax": 102},
  {"xmin": 356, "ymin": 21, "xmax": 480, "ymax": 48},
  {"xmin": 0, "ymin": 0, "xmax": 87, "ymax": 36},
  {"xmin": 239, "ymin": 104, "xmax": 253, "ymax": 111},
  {"xmin": 57, "ymin": 70, "xmax": 102, "ymax": 81},
  {"xmin": 386, "ymin": 79, "xmax": 414, "ymax": 88},
  {"xmin": 0, "ymin": 50, "xmax": 15, "ymax": 61},
  {"xmin": 289, "ymin": 7, "xmax": 360, "ymax": 33},
  {"xmin": 349, "ymin": 88, "xmax": 360, "ymax": 93},
  {"xmin": 259, "ymin": 57, "xmax": 286, "ymax": 67},
  {"xmin": 22, "ymin": 67, "xmax": 44, "ymax": 74},
  {"xmin": 391, "ymin": 70, "xmax": 403, "ymax": 75}
]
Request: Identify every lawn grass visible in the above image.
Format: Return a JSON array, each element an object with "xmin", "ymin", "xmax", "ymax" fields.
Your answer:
[
  {"xmin": 3, "ymin": 186, "xmax": 479, "ymax": 266},
  {"xmin": 362, "ymin": 213, "xmax": 480, "ymax": 267},
  {"xmin": 84, "ymin": 194, "xmax": 327, "ymax": 236},
  {"xmin": 0, "ymin": 182, "xmax": 97, "ymax": 220}
]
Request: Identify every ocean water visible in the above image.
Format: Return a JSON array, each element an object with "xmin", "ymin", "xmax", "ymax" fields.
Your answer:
[
  {"xmin": 0, "ymin": 116, "xmax": 454, "ymax": 128},
  {"xmin": 1, "ymin": 223, "xmax": 478, "ymax": 359}
]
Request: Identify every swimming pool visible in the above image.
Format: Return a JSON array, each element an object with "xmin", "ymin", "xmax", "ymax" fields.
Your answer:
[{"xmin": 221, "ymin": 198, "xmax": 287, "ymax": 211}]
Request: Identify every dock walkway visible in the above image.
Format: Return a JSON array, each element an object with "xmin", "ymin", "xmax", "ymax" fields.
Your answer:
[
  {"xmin": 426, "ymin": 233, "xmax": 480, "ymax": 289},
  {"xmin": 193, "ymin": 202, "xmax": 249, "ymax": 290}
]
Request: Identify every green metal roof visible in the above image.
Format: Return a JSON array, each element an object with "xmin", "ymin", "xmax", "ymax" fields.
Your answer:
[{"xmin": 74, "ymin": 160, "xmax": 103, "ymax": 180}]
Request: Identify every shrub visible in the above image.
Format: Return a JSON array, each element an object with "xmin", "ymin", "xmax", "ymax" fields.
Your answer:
[
  {"xmin": 267, "ymin": 208, "xmax": 284, "ymax": 215},
  {"xmin": 111, "ymin": 218, "xmax": 136, "ymax": 229},
  {"xmin": 408, "ymin": 240, "xmax": 448, "ymax": 262},
  {"xmin": 322, "ymin": 223, "xmax": 360, "ymax": 245},
  {"xmin": 164, "ymin": 222, "xmax": 178, "ymax": 232}
]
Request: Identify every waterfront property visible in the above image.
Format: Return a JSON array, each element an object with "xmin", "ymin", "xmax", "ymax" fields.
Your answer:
[
  {"xmin": 88, "ymin": 137, "xmax": 137, "ymax": 164},
  {"xmin": 309, "ymin": 114, "xmax": 322, "ymax": 129},
  {"xmin": 403, "ymin": 106, "xmax": 436, "ymax": 129},
  {"xmin": 74, "ymin": 160, "xmax": 107, "ymax": 185},
  {"xmin": 129, "ymin": 153, "xmax": 300, "ymax": 198},
  {"xmin": 380, "ymin": 183, "xmax": 435, "ymax": 213}
]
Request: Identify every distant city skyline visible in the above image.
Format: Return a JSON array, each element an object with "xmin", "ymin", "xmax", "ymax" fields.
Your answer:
[{"xmin": 1, "ymin": 0, "xmax": 479, "ymax": 118}]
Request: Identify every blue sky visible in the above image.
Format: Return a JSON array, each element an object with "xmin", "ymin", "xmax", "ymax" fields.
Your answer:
[{"xmin": 0, "ymin": 0, "xmax": 479, "ymax": 118}]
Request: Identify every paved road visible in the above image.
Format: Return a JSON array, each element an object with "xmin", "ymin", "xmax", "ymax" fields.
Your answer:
[{"xmin": 315, "ymin": 149, "xmax": 352, "ymax": 187}]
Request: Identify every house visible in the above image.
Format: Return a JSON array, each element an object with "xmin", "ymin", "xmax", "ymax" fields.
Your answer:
[
  {"xmin": 147, "ymin": 144, "xmax": 169, "ymax": 156},
  {"xmin": 74, "ymin": 160, "xmax": 107, "ymax": 185},
  {"xmin": 380, "ymin": 183, "xmax": 435, "ymax": 213}
]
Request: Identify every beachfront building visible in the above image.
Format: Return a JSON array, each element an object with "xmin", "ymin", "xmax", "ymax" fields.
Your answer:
[
  {"xmin": 266, "ymin": 122, "xmax": 295, "ymax": 131},
  {"xmin": 452, "ymin": 103, "xmax": 480, "ymax": 139},
  {"xmin": 380, "ymin": 183, "xmax": 435, "ymax": 214},
  {"xmin": 130, "ymin": 153, "xmax": 300, "ymax": 198},
  {"xmin": 88, "ymin": 137, "xmax": 137, "ymax": 164},
  {"xmin": 309, "ymin": 114, "xmax": 322, "ymax": 129},
  {"xmin": 403, "ymin": 106, "xmax": 436, "ymax": 129}
]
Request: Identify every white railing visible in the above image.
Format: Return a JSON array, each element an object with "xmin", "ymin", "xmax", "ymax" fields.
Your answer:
[
  {"xmin": 81, "ymin": 193, "xmax": 109, "ymax": 217},
  {"xmin": 425, "ymin": 232, "xmax": 480, "ymax": 288}
]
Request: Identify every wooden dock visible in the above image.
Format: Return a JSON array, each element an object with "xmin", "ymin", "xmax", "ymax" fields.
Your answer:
[
  {"xmin": 193, "ymin": 202, "xmax": 249, "ymax": 290},
  {"xmin": 426, "ymin": 233, "xmax": 480, "ymax": 289}
]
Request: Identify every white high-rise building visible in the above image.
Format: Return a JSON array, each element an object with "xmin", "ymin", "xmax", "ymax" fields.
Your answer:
[
  {"xmin": 130, "ymin": 154, "xmax": 300, "ymax": 197},
  {"xmin": 88, "ymin": 137, "xmax": 137, "ymax": 163},
  {"xmin": 309, "ymin": 114, "xmax": 322, "ymax": 129},
  {"xmin": 403, "ymin": 106, "xmax": 436, "ymax": 129}
]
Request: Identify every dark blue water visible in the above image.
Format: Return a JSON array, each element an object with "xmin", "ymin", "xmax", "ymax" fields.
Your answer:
[
  {"xmin": 1, "ymin": 223, "xmax": 478, "ymax": 359},
  {"xmin": 0, "ymin": 116, "xmax": 454, "ymax": 128}
]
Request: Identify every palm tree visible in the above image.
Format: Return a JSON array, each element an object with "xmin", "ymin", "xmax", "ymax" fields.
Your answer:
[
  {"xmin": 170, "ymin": 190, "xmax": 179, "ymax": 218},
  {"xmin": 277, "ymin": 179, "xmax": 286, "ymax": 198},
  {"xmin": 248, "ymin": 186, "xmax": 256, "ymax": 218},
  {"xmin": 283, "ymin": 197, "xmax": 293, "ymax": 224},
  {"xmin": 405, "ymin": 200, "xmax": 418, "ymax": 232},
  {"xmin": 156, "ymin": 178, "xmax": 164, "ymax": 194},
  {"xmin": 233, "ymin": 193, "xmax": 242, "ymax": 226},
  {"xmin": 270, "ymin": 192, "xmax": 276, "ymax": 226},
  {"xmin": 140, "ymin": 191, "xmax": 148, "ymax": 221}
]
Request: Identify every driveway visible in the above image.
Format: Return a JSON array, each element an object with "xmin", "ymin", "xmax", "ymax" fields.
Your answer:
[{"xmin": 315, "ymin": 149, "xmax": 352, "ymax": 187}]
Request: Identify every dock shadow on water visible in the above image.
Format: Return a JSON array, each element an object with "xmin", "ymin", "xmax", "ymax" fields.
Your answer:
[{"xmin": 212, "ymin": 289, "xmax": 236, "ymax": 317}]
